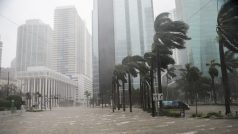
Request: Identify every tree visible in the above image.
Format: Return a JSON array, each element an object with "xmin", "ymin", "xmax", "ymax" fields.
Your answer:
[
  {"xmin": 135, "ymin": 60, "xmax": 150, "ymax": 111},
  {"xmin": 25, "ymin": 92, "xmax": 31, "ymax": 109},
  {"xmin": 164, "ymin": 66, "xmax": 176, "ymax": 100},
  {"xmin": 34, "ymin": 92, "xmax": 42, "ymax": 109},
  {"xmin": 144, "ymin": 52, "xmax": 156, "ymax": 116},
  {"xmin": 113, "ymin": 64, "xmax": 127, "ymax": 111},
  {"xmin": 84, "ymin": 90, "xmax": 91, "ymax": 107},
  {"xmin": 206, "ymin": 60, "xmax": 220, "ymax": 104},
  {"xmin": 180, "ymin": 64, "xmax": 202, "ymax": 105},
  {"xmin": 122, "ymin": 55, "xmax": 142, "ymax": 112},
  {"xmin": 224, "ymin": 50, "xmax": 238, "ymax": 72},
  {"xmin": 217, "ymin": 0, "xmax": 238, "ymax": 114},
  {"xmin": 153, "ymin": 12, "xmax": 190, "ymax": 101}
]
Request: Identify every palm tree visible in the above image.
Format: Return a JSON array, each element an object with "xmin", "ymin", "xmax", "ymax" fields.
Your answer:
[
  {"xmin": 84, "ymin": 90, "xmax": 91, "ymax": 107},
  {"xmin": 25, "ymin": 92, "xmax": 31, "ymax": 109},
  {"xmin": 164, "ymin": 66, "xmax": 176, "ymax": 100},
  {"xmin": 113, "ymin": 64, "xmax": 127, "ymax": 111},
  {"xmin": 122, "ymin": 55, "xmax": 142, "ymax": 112},
  {"xmin": 144, "ymin": 52, "xmax": 156, "ymax": 116},
  {"xmin": 224, "ymin": 50, "xmax": 238, "ymax": 72},
  {"xmin": 206, "ymin": 60, "xmax": 220, "ymax": 104},
  {"xmin": 217, "ymin": 0, "xmax": 238, "ymax": 114},
  {"xmin": 153, "ymin": 12, "xmax": 190, "ymax": 99},
  {"xmin": 135, "ymin": 60, "xmax": 150, "ymax": 110},
  {"xmin": 34, "ymin": 92, "xmax": 42, "ymax": 109},
  {"xmin": 180, "ymin": 64, "xmax": 201, "ymax": 105}
]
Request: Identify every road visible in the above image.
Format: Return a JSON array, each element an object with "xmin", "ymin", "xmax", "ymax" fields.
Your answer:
[{"xmin": 0, "ymin": 107, "xmax": 238, "ymax": 134}]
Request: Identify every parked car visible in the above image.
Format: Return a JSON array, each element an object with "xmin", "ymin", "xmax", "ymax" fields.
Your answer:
[{"xmin": 161, "ymin": 100, "xmax": 190, "ymax": 110}]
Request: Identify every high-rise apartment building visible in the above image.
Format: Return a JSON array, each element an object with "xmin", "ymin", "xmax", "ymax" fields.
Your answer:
[
  {"xmin": 53, "ymin": 6, "xmax": 92, "ymax": 104},
  {"xmin": 16, "ymin": 19, "xmax": 52, "ymax": 72},
  {"xmin": 52, "ymin": 6, "xmax": 82, "ymax": 79}
]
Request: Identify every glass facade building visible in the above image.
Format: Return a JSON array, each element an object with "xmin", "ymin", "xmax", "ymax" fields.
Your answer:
[
  {"xmin": 114, "ymin": 0, "xmax": 154, "ymax": 64},
  {"xmin": 175, "ymin": 0, "xmax": 225, "ymax": 75}
]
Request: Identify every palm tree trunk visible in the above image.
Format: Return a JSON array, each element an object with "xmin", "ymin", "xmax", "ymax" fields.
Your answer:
[
  {"xmin": 128, "ymin": 73, "xmax": 132, "ymax": 112},
  {"xmin": 150, "ymin": 63, "xmax": 155, "ymax": 117},
  {"xmin": 122, "ymin": 82, "xmax": 126, "ymax": 111},
  {"xmin": 219, "ymin": 41, "xmax": 231, "ymax": 114},
  {"xmin": 211, "ymin": 77, "xmax": 217, "ymax": 104},
  {"xmin": 140, "ymin": 79, "xmax": 143, "ymax": 109},
  {"xmin": 165, "ymin": 70, "xmax": 169, "ymax": 100},
  {"xmin": 117, "ymin": 80, "xmax": 120, "ymax": 110},
  {"xmin": 112, "ymin": 80, "xmax": 115, "ymax": 112},
  {"xmin": 156, "ymin": 48, "xmax": 162, "ymax": 114}
]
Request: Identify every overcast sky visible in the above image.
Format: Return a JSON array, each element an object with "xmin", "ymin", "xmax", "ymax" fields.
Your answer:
[{"xmin": 0, "ymin": 0, "xmax": 174, "ymax": 67}]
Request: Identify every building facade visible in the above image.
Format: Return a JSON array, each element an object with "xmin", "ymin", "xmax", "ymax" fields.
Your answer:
[
  {"xmin": 175, "ymin": 0, "xmax": 226, "ymax": 74},
  {"xmin": 0, "ymin": 38, "xmax": 2, "ymax": 71},
  {"xmin": 53, "ymin": 6, "xmax": 92, "ymax": 104},
  {"xmin": 52, "ymin": 6, "xmax": 82, "ymax": 79},
  {"xmin": 15, "ymin": 20, "xmax": 52, "ymax": 72},
  {"xmin": 113, "ymin": 0, "xmax": 154, "ymax": 64},
  {"xmin": 17, "ymin": 67, "xmax": 77, "ymax": 109},
  {"xmin": 97, "ymin": 0, "xmax": 115, "ymax": 103}
]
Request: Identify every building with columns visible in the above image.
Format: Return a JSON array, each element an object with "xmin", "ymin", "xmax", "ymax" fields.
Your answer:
[{"xmin": 17, "ymin": 66, "xmax": 77, "ymax": 109}]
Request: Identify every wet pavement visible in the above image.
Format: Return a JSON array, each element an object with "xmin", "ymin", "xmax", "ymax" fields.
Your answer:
[{"xmin": 0, "ymin": 107, "xmax": 238, "ymax": 134}]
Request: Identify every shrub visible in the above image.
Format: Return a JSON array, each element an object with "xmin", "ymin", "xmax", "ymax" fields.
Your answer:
[
  {"xmin": 205, "ymin": 112, "xmax": 223, "ymax": 118},
  {"xmin": 26, "ymin": 109, "xmax": 43, "ymax": 112},
  {"xmin": 0, "ymin": 99, "xmax": 11, "ymax": 110},
  {"xmin": 160, "ymin": 109, "xmax": 181, "ymax": 117},
  {"xmin": 191, "ymin": 113, "xmax": 204, "ymax": 118},
  {"xmin": 6, "ymin": 95, "xmax": 23, "ymax": 110}
]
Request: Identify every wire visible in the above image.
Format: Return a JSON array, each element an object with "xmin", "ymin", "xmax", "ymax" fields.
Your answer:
[
  {"xmin": 0, "ymin": 14, "xmax": 19, "ymax": 26},
  {"xmin": 186, "ymin": 0, "xmax": 214, "ymax": 21}
]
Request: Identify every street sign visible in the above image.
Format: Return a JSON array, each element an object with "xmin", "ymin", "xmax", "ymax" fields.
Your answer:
[
  {"xmin": 153, "ymin": 93, "xmax": 158, "ymax": 101},
  {"xmin": 158, "ymin": 93, "xmax": 163, "ymax": 100},
  {"xmin": 153, "ymin": 93, "xmax": 163, "ymax": 101}
]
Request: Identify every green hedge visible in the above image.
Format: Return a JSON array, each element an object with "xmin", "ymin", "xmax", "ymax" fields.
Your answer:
[
  {"xmin": 160, "ymin": 109, "xmax": 181, "ymax": 117},
  {"xmin": 6, "ymin": 95, "xmax": 23, "ymax": 109},
  {"xmin": 0, "ymin": 99, "xmax": 11, "ymax": 111},
  {"xmin": 0, "ymin": 95, "xmax": 23, "ymax": 111}
]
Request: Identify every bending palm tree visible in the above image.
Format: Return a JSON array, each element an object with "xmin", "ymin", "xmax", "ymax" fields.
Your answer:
[
  {"xmin": 122, "ymin": 56, "xmax": 142, "ymax": 112},
  {"xmin": 180, "ymin": 64, "xmax": 201, "ymax": 105},
  {"xmin": 206, "ymin": 60, "xmax": 220, "ymax": 104},
  {"xmin": 217, "ymin": 0, "xmax": 238, "ymax": 114},
  {"xmin": 224, "ymin": 50, "xmax": 238, "ymax": 72},
  {"xmin": 165, "ymin": 66, "xmax": 176, "ymax": 100},
  {"xmin": 113, "ymin": 64, "xmax": 127, "ymax": 111},
  {"xmin": 153, "ymin": 12, "xmax": 190, "ymax": 98}
]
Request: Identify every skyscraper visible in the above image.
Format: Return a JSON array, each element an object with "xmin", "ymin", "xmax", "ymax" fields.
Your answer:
[
  {"xmin": 175, "ymin": 0, "xmax": 225, "ymax": 75},
  {"xmin": 0, "ymin": 38, "xmax": 3, "ymax": 71},
  {"xmin": 92, "ymin": 0, "xmax": 100, "ymax": 103},
  {"xmin": 52, "ymin": 6, "xmax": 81, "ymax": 79},
  {"xmin": 113, "ymin": 0, "xmax": 154, "ymax": 88},
  {"xmin": 114, "ymin": 0, "xmax": 154, "ymax": 64},
  {"xmin": 97, "ymin": 0, "xmax": 115, "ymax": 103},
  {"xmin": 16, "ymin": 19, "xmax": 52, "ymax": 72},
  {"xmin": 53, "ymin": 6, "xmax": 92, "ymax": 104}
]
